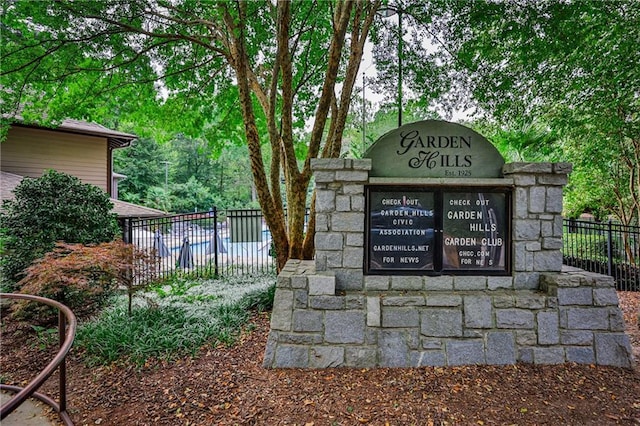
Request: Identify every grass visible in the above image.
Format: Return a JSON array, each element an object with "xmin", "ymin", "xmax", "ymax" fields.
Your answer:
[{"xmin": 75, "ymin": 273, "xmax": 275, "ymax": 366}]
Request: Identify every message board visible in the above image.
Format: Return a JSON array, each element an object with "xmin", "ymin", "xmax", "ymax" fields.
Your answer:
[
  {"xmin": 366, "ymin": 187, "xmax": 510, "ymax": 275},
  {"xmin": 442, "ymin": 191, "xmax": 509, "ymax": 272},
  {"xmin": 367, "ymin": 190, "xmax": 435, "ymax": 273}
]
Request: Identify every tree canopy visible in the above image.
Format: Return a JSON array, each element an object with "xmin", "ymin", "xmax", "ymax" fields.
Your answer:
[
  {"xmin": 1, "ymin": 0, "xmax": 383, "ymax": 270},
  {"xmin": 428, "ymin": 0, "xmax": 640, "ymax": 223},
  {"xmin": 3, "ymin": 0, "xmax": 638, "ymax": 272}
]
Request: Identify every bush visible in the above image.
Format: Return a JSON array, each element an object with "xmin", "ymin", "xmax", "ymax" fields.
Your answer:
[
  {"xmin": 238, "ymin": 282, "xmax": 275, "ymax": 312},
  {"xmin": 0, "ymin": 170, "xmax": 120, "ymax": 287},
  {"xmin": 13, "ymin": 240, "xmax": 158, "ymax": 319},
  {"xmin": 563, "ymin": 230, "xmax": 627, "ymax": 263}
]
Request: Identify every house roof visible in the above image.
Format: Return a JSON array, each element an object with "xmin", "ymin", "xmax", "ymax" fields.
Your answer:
[
  {"xmin": 1, "ymin": 171, "xmax": 166, "ymax": 218},
  {"xmin": 110, "ymin": 199, "xmax": 167, "ymax": 218},
  {"xmin": 11, "ymin": 118, "xmax": 137, "ymax": 149}
]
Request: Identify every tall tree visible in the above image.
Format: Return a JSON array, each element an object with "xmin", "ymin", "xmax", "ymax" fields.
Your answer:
[
  {"xmin": 1, "ymin": 1, "xmax": 381, "ymax": 270},
  {"xmin": 169, "ymin": 134, "xmax": 217, "ymax": 187},
  {"xmin": 427, "ymin": 0, "xmax": 640, "ymax": 225},
  {"xmin": 113, "ymin": 137, "xmax": 167, "ymax": 204}
]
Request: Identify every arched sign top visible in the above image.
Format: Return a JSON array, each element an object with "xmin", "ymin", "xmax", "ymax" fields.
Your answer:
[{"xmin": 364, "ymin": 120, "xmax": 505, "ymax": 178}]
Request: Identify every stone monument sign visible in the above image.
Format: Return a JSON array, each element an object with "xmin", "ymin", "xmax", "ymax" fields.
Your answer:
[{"xmin": 264, "ymin": 120, "xmax": 633, "ymax": 369}]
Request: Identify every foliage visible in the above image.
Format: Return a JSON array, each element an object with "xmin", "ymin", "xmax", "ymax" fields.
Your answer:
[
  {"xmin": 428, "ymin": 0, "xmax": 640, "ymax": 225},
  {"xmin": 13, "ymin": 240, "xmax": 158, "ymax": 319},
  {"xmin": 192, "ymin": 143, "xmax": 257, "ymax": 210},
  {"xmin": 169, "ymin": 176, "xmax": 217, "ymax": 213},
  {"xmin": 75, "ymin": 304, "xmax": 243, "ymax": 366},
  {"xmin": 563, "ymin": 167, "xmax": 619, "ymax": 220},
  {"xmin": 343, "ymin": 99, "xmax": 442, "ymax": 159},
  {"xmin": 0, "ymin": 1, "xmax": 384, "ymax": 270},
  {"xmin": 146, "ymin": 273, "xmax": 275, "ymax": 316},
  {"xmin": 473, "ymin": 119, "xmax": 562, "ymax": 163},
  {"xmin": 239, "ymin": 282, "xmax": 276, "ymax": 312},
  {"xmin": 563, "ymin": 222, "xmax": 638, "ymax": 269},
  {"xmin": 0, "ymin": 231, "xmax": 8, "ymax": 292},
  {"xmin": 150, "ymin": 275, "xmax": 200, "ymax": 298},
  {"xmin": 113, "ymin": 137, "xmax": 167, "ymax": 202},
  {"xmin": 0, "ymin": 170, "xmax": 120, "ymax": 287},
  {"xmin": 75, "ymin": 274, "xmax": 275, "ymax": 366},
  {"xmin": 368, "ymin": 2, "xmax": 455, "ymax": 119},
  {"xmin": 170, "ymin": 134, "xmax": 218, "ymax": 188},
  {"xmin": 114, "ymin": 134, "xmax": 257, "ymax": 212},
  {"xmin": 30, "ymin": 325, "xmax": 58, "ymax": 351},
  {"xmin": 562, "ymin": 232, "xmax": 613, "ymax": 265}
]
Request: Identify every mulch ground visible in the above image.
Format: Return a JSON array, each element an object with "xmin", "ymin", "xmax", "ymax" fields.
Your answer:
[{"xmin": 1, "ymin": 292, "xmax": 639, "ymax": 426}]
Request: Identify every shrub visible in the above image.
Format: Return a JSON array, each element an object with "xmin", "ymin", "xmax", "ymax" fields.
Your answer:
[
  {"xmin": 13, "ymin": 240, "xmax": 158, "ymax": 319},
  {"xmin": 75, "ymin": 275, "xmax": 275, "ymax": 365},
  {"xmin": 562, "ymin": 230, "xmax": 627, "ymax": 263},
  {"xmin": 0, "ymin": 170, "xmax": 120, "ymax": 287}
]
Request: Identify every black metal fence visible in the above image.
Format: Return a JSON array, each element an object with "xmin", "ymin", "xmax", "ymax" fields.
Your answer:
[
  {"xmin": 118, "ymin": 208, "xmax": 275, "ymax": 281},
  {"xmin": 563, "ymin": 219, "xmax": 639, "ymax": 291},
  {"xmin": 118, "ymin": 210, "xmax": 639, "ymax": 291}
]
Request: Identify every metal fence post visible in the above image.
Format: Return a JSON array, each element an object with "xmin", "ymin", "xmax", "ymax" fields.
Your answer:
[
  {"xmin": 607, "ymin": 220, "xmax": 613, "ymax": 277},
  {"xmin": 120, "ymin": 217, "xmax": 132, "ymax": 244},
  {"xmin": 213, "ymin": 206, "xmax": 219, "ymax": 276},
  {"xmin": 58, "ymin": 309, "xmax": 67, "ymax": 413}
]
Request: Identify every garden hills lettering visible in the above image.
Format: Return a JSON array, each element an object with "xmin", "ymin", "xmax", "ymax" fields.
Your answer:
[
  {"xmin": 364, "ymin": 120, "xmax": 505, "ymax": 179},
  {"xmin": 380, "ymin": 209, "xmax": 430, "ymax": 217},
  {"xmin": 396, "ymin": 130, "xmax": 472, "ymax": 170},
  {"xmin": 378, "ymin": 197, "xmax": 432, "ymax": 226},
  {"xmin": 446, "ymin": 209, "xmax": 497, "ymax": 231},
  {"xmin": 396, "ymin": 132, "xmax": 472, "ymax": 154}
]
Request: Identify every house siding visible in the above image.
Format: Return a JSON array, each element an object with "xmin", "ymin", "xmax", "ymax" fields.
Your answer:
[{"xmin": 1, "ymin": 126, "xmax": 109, "ymax": 192}]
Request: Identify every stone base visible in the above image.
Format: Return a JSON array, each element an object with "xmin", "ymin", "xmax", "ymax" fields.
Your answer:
[{"xmin": 263, "ymin": 261, "xmax": 634, "ymax": 369}]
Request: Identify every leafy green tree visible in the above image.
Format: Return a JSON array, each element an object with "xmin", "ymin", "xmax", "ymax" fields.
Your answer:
[
  {"xmin": 170, "ymin": 176, "xmax": 216, "ymax": 213},
  {"xmin": 1, "ymin": 1, "xmax": 382, "ymax": 270},
  {"xmin": 169, "ymin": 134, "xmax": 218, "ymax": 188},
  {"xmin": 428, "ymin": 0, "xmax": 640, "ymax": 225},
  {"xmin": 113, "ymin": 137, "xmax": 168, "ymax": 202},
  {"xmin": 563, "ymin": 165, "xmax": 617, "ymax": 221},
  {"xmin": 473, "ymin": 119, "xmax": 562, "ymax": 163},
  {"xmin": 0, "ymin": 170, "xmax": 120, "ymax": 287},
  {"xmin": 113, "ymin": 131, "xmax": 257, "ymax": 212},
  {"xmin": 144, "ymin": 186, "xmax": 170, "ymax": 212},
  {"xmin": 368, "ymin": 2, "xmax": 454, "ymax": 121},
  {"xmin": 211, "ymin": 145, "xmax": 256, "ymax": 209}
]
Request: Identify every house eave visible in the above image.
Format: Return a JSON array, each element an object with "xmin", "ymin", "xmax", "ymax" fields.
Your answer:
[{"xmin": 10, "ymin": 118, "xmax": 136, "ymax": 149}]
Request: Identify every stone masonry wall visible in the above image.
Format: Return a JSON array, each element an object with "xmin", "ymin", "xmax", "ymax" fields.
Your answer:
[{"xmin": 263, "ymin": 159, "xmax": 634, "ymax": 368}]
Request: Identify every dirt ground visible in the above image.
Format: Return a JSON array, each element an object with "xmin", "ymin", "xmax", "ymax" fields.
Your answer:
[{"xmin": 2, "ymin": 292, "xmax": 639, "ymax": 426}]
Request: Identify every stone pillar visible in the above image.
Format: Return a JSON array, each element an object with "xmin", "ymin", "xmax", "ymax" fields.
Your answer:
[
  {"xmin": 503, "ymin": 162, "xmax": 572, "ymax": 290},
  {"xmin": 540, "ymin": 269, "xmax": 633, "ymax": 368},
  {"xmin": 312, "ymin": 158, "xmax": 371, "ymax": 291}
]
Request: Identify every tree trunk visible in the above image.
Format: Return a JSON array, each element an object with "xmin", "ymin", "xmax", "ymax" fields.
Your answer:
[
  {"xmin": 286, "ymin": 175, "xmax": 309, "ymax": 260},
  {"xmin": 222, "ymin": 2, "xmax": 289, "ymax": 272},
  {"xmin": 302, "ymin": 191, "xmax": 317, "ymax": 259},
  {"xmin": 222, "ymin": 0, "xmax": 379, "ymax": 271}
]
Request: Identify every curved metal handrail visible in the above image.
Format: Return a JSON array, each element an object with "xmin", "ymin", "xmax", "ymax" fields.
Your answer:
[{"xmin": 0, "ymin": 293, "xmax": 77, "ymax": 425}]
